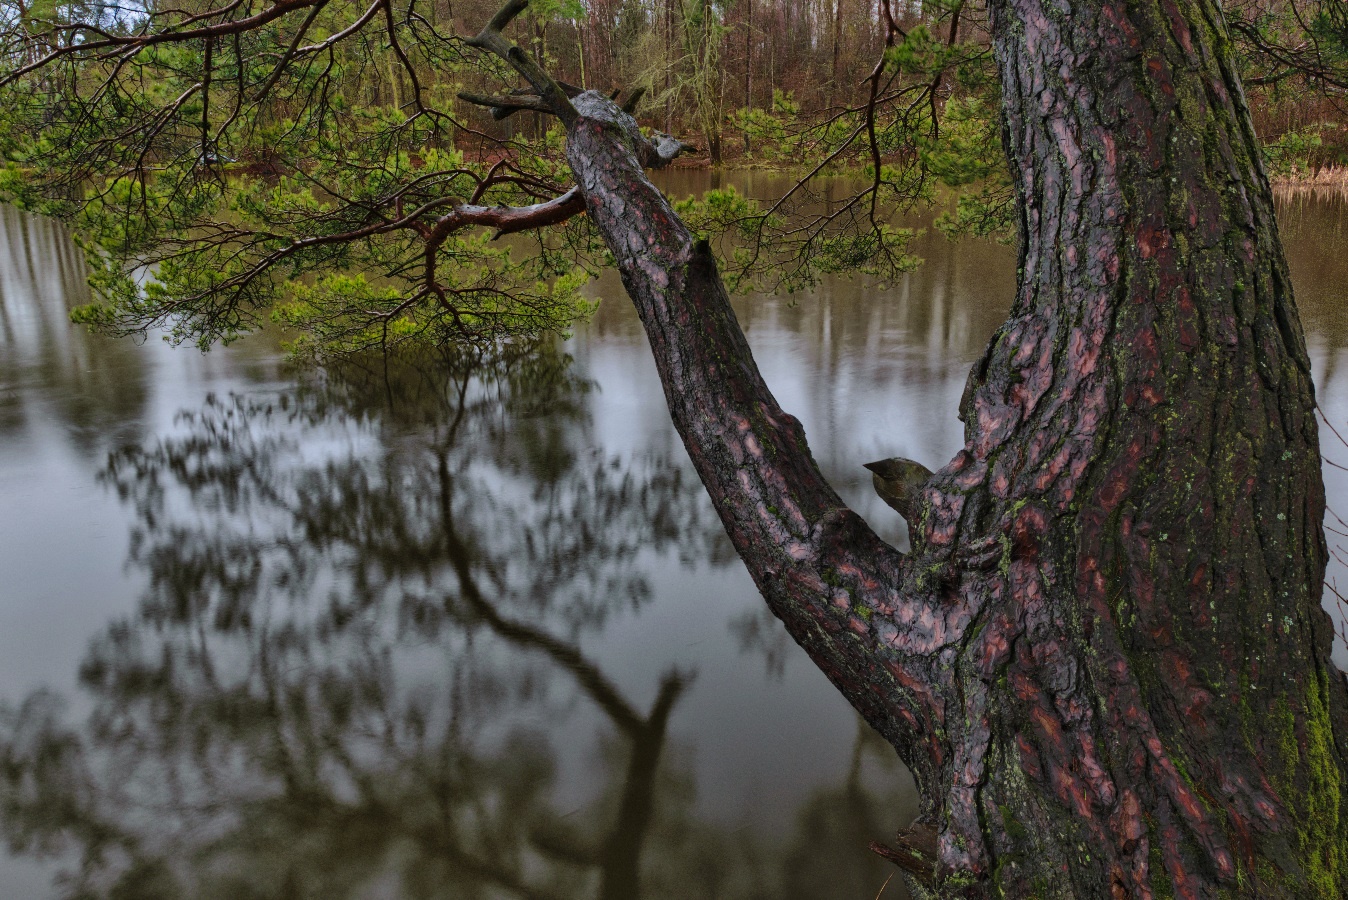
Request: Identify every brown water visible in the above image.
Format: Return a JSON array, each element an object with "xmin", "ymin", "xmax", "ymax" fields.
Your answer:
[{"xmin": 0, "ymin": 181, "xmax": 1344, "ymax": 899}]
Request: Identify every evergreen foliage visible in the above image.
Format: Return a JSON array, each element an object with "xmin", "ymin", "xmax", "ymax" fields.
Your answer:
[{"xmin": 0, "ymin": 0, "xmax": 1343, "ymax": 355}]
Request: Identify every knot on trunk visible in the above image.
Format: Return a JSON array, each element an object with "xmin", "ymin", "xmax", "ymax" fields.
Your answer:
[
  {"xmin": 870, "ymin": 822, "xmax": 938, "ymax": 888},
  {"xmin": 571, "ymin": 91, "xmax": 692, "ymax": 171},
  {"xmin": 864, "ymin": 456, "xmax": 935, "ymax": 523}
]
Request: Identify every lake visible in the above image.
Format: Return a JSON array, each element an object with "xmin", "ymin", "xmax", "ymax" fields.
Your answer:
[{"xmin": 1, "ymin": 177, "xmax": 1345, "ymax": 899}]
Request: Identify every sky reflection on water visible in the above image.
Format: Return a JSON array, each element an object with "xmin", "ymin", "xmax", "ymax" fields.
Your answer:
[{"xmin": 0, "ymin": 185, "xmax": 1345, "ymax": 898}]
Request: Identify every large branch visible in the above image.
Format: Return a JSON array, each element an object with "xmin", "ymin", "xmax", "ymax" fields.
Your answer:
[
  {"xmin": 562, "ymin": 95, "xmax": 957, "ymax": 801},
  {"xmin": 433, "ymin": 186, "xmax": 585, "ymax": 240},
  {"xmin": 457, "ymin": 90, "xmax": 555, "ymax": 120},
  {"xmin": 464, "ymin": 0, "xmax": 578, "ymax": 125},
  {"xmin": 146, "ymin": 186, "xmax": 587, "ymax": 323},
  {"xmin": 459, "ymin": 0, "xmax": 952, "ymax": 814}
]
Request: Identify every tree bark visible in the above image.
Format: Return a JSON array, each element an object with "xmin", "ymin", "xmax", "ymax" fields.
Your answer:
[
  {"xmin": 470, "ymin": 0, "xmax": 1348, "ymax": 894},
  {"xmin": 959, "ymin": 0, "xmax": 1348, "ymax": 892}
]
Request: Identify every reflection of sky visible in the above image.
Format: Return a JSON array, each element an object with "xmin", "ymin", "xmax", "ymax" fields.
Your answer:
[
  {"xmin": 0, "ymin": 203, "xmax": 917, "ymax": 896},
  {"xmin": 0, "ymin": 187, "xmax": 1346, "ymax": 894},
  {"xmin": 0, "ymin": 207, "xmax": 289, "ymax": 704},
  {"xmin": 1287, "ymin": 193, "xmax": 1348, "ymax": 669},
  {"xmin": 577, "ymin": 218, "xmax": 1017, "ymax": 551}
]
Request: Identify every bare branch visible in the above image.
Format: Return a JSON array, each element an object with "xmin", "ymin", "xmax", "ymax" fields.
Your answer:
[
  {"xmin": 465, "ymin": 0, "xmax": 578, "ymax": 125},
  {"xmin": 289, "ymin": 0, "xmax": 383, "ymax": 55},
  {"xmin": 438, "ymin": 186, "xmax": 586, "ymax": 241},
  {"xmin": 457, "ymin": 90, "xmax": 552, "ymax": 120},
  {"xmin": 250, "ymin": 0, "xmax": 330, "ymax": 102},
  {"xmin": 869, "ymin": 823, "xmax": 938, "ymax": 886},
  {"xmin": 619, "ymin": 86, "xmax": 646, "ymax": 115}
]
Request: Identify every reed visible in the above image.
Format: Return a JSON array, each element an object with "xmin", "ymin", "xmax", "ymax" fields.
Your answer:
[{"xmin": 1272, "ymin": 164, "xmax": 1348, "ymax": 199}]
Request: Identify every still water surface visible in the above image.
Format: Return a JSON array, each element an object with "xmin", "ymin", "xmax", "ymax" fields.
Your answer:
[{"xmin": 0, "ymin": 178, "xmax": 1345, "ymax": 899}]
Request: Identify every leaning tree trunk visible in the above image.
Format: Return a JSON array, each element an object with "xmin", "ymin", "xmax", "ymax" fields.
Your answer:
[{"xmin": 467, "ymin": 0, "xmax": 1348, "ymax": 896}]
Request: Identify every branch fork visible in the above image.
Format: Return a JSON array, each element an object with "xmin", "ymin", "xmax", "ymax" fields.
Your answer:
[{"xmin": 459, "ymin": 0, "xmax": 692, "ymax": 172}]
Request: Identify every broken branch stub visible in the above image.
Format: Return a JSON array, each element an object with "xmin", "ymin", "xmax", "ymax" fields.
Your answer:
[{"xmin": 456, "ymin": 90, "xmax": 552, "ymax": 121}]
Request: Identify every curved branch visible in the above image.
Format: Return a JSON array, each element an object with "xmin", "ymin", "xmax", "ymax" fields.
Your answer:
[
  {"xmin": 552, "ymin": 91, "xmax": 952, "ymax": 805},
  {"xmin": 465, "ymin": 0, "xmax": 578, "ymax": 126},
  {"xmin": 289, "ymin": 0, "xmax": 384, "ymax": 55},
  {"xmin": 437, "ymin": 186, "xmax": 586, "ymax": 241},
  {"xmin": 127, "ymin": 183, "xmax": 588, "ymax": 333}
]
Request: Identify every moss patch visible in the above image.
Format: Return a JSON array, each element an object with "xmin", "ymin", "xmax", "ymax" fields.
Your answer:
[{"xmin": 1296, "ymin": 670, "xmax": 1345, "ymax": 897}]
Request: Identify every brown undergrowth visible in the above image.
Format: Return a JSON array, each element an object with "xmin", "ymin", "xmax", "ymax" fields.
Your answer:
[{"xmin": 1273, "ymin": 166, "xmax": 1348, "ymax": 199}]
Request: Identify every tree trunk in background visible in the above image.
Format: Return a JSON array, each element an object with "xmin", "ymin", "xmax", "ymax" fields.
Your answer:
[
  {"xmin": 745, "ymin": 0, "xmax": 752, "ymax": 109},
  {"xmin": 743, "ymin": 0, "xmax": 752, "ymax": 154},
  {"xmin": 552, "ymin": 0, "xmax": 1348, "ymax": 892},
  {"xmin": 683, "ymin": 0, "xmax": 723, "ymax": 166},
  {"xmin": 664, "ymin": 0, "xmax": 673, "ymax": 133},
  {"xmin": 830, "ymin": 0, "xmax": 843, "ymax": 108}
]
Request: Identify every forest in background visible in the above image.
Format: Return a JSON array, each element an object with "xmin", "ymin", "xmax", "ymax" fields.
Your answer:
[
  {"xmin": 5, "ymin": 0, "xmax": 1347, "ymax": 173},
  {"xmin": 381, "ymin": 0, "xmax": 1348, "ymax": 173},
  {"xmin": 0, "ymin": 0, "xmax": 1344, "ymax": 357}
]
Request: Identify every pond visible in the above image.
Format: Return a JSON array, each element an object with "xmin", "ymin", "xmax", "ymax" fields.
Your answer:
[{"xmin": 0, "ymin": 177, "xmax": 1345, "ymax": 899}]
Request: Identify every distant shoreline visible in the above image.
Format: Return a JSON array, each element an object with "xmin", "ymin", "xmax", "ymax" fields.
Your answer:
[{"xmin": 1272, "ymin": 166, "xmax": 1348, "ymax": 195}]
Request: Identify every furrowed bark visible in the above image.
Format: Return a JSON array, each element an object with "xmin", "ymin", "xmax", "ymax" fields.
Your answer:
[
  {"xmin": 563, "ymin": 88, "xmax": 960, "ymax": 822},
  {"xmin": 467, "ymin": 1, "xmax": 1348, "ymax": 896},
  {"xmin": 913, "ymin": 0, "xmax": 1348, "ymax": 893}
]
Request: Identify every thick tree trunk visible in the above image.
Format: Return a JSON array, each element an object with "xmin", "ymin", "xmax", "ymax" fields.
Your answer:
[
  {"xmin": 536, "ymin": 0, "xmax": 1348, "ymax": 897},
  {"xmin": 949, "ymin": 0, "xmax": 1348, "ymax": 894}
]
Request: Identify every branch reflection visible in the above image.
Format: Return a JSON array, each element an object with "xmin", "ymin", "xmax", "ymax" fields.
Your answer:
[{"xmin": 1, "ymin": 341, "xmax": 913, "ymax": 899}]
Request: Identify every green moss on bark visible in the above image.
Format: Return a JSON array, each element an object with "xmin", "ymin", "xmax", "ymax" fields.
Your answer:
[{"xmin": 1294, "ymin": 671, "xmax": 1345, "ymax": 896}]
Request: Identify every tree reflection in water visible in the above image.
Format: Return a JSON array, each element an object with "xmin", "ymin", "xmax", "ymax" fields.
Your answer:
[{"xmin": 0, "ymin": 341, "xmax": 911, "ymax": 899}]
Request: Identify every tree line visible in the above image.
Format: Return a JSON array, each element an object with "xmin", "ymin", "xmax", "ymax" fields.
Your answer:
[
  {"xmin": 435, "ymin": 0, "xmax": 1348, "ymax": 169},
  {"xmin": 7, "ymin": 0, "xmax": 1341, "ymax": 172}
]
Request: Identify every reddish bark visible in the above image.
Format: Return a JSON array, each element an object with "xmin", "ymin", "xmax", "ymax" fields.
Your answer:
[{"xmin": 468, "ymin": 0, "xmax": 1348, "ymax": 896}]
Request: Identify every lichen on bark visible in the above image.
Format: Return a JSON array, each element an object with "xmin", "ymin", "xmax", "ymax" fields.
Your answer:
[{"xmin": 461, "ymin": 0, "xmax": 1348, "ymax": 895}]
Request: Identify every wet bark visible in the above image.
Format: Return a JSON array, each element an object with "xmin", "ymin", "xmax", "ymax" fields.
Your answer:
[{"xmin": 469, "ymin": 0, "xmax": 1348, "ymax": 896}]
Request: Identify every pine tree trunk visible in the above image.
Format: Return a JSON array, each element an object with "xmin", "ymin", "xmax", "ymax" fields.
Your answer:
[
  {"xmin": 903, "ymin": 0, "xmax": 1348, "ymax": 893},
  {"xmin": 551, "ymin": 0, "xmax": 1348, "ymax": 891}
]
